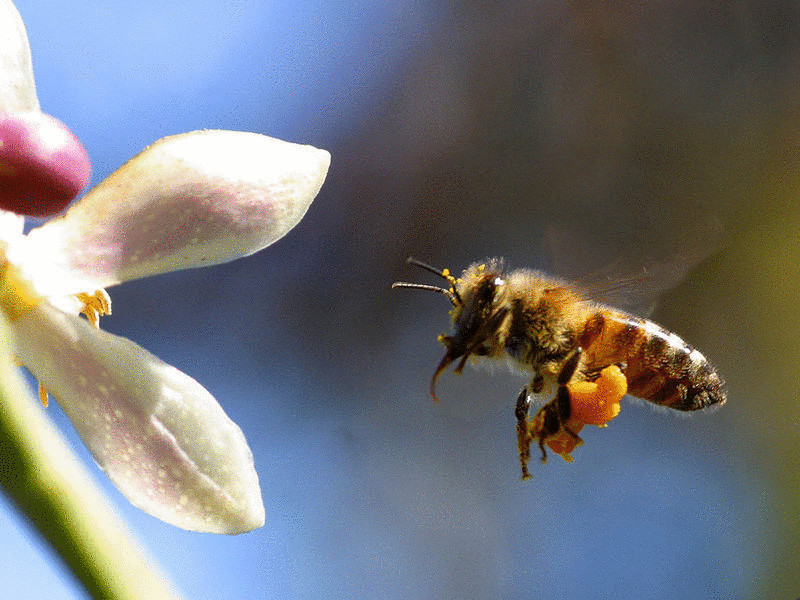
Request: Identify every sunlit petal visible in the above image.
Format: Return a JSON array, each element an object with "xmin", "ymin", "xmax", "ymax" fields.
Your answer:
[
  {"xmin": 0, "ymin": 210, "xmax": 24, "ymax": 240},
  {"xmin": 0, "ymin": 0, "xmax": 40, "ymax": 112},
  {"xmin": 22, "ymin": 131, "xmax": 330, "ymax": 296},
  {"xmin": 10, "ymin": 301, "xmax": 265, "ymax": 534}
]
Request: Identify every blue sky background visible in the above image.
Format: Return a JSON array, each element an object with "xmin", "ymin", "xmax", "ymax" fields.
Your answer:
[{"xmin": 2, "ymin": 1, "xmax": 798, "ymax": 599}]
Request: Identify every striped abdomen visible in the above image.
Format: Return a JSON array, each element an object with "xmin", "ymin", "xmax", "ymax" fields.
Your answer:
[{"xmin": 578, "ymin": 309, "xmax": 725, "ymax": 411}]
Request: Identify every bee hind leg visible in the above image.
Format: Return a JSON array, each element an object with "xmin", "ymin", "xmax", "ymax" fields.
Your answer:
[
  {"xmin": 517, "ymin": 349, "xmax": 587, "ymax": 475},
  {"xmin": 584, "ymin": 360, "xmax": 628, "ymax": 382},
  {"xmin": 515, "ymin": 350, "xmax": 589, "ymax": 478},
  {"xmin": 515, "ymin": 387, "xmax": 534, "ymax": 479},
  {"xmin": 557, "ymin": 346, "xmax": 583, "ymax": 385},
  {"xmin": 551, "ymin": 351, "xmax": 585, "ymax": 452},
  {"xmin": 533, "ymin": 392, "xmax": 581, "ymax": 461}
]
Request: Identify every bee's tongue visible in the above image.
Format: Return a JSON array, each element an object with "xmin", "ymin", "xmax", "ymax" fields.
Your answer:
[{"xmin": 429, "ymin": 351, "xmax": 457, "ymax": 403}]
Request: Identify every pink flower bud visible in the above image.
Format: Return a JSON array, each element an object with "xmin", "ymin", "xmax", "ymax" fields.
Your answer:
[{"xmin": 0, "ymin": 112, "xmax": 91, "ymax": 217}]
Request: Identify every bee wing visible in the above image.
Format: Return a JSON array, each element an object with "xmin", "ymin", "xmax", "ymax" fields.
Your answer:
[
  {"xmin": 577, "ymin": 257, "xmax": 708, "ymax": 317},
  {"xmin": 543, "ymin": 215, "xmax": 725, "ymax": 317}
]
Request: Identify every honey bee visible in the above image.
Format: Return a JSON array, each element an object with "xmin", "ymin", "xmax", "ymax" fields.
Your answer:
[{"xmin": 393, "ymin": 257, "xmax": 726, "ymax": 479}]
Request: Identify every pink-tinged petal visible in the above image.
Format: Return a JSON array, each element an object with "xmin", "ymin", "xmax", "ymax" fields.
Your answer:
[
  {"xmin": 0, "ymin": 0, "xmax": 40, "ymax": 112},
  {"xmin": 10, "ymin": 301, "xmax": 265, "ymax": 534},
  {"xmin": 0, "ymin": 112, "xmax": 92, "ymax": 216},
  {"xmin": 24, "ymin": 131, "xmax": 330, "ymax": 295}
]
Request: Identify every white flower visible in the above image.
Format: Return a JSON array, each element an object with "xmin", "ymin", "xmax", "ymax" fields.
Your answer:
[
  {"xmin": 0, "ymin": 0, "xmax": 331, "ymax": 534},
  {"xmin": 1, "ymin": 131, "xmax": 329, "ymax": 534}
]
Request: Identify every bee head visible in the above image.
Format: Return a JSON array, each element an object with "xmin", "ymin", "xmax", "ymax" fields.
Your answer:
[{"xmin": 392, "ymin": 257, "xmax": 510, "ymax": 401}]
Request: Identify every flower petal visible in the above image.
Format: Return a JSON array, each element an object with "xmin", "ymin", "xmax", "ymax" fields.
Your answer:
[
  {"xmin": 0, "ymin": 209, "xmax": 24, "ymax": 240},
  {"xmin": 0, "ymin": 0, "xmax": 40, "ymax": 112},
  {"xmin": 10, "ymin": 301, "xmax": 265, "ymax": 534},
  {"xmin": 23, "ymin": 131, "xmax": 330, "ymax": 295}
]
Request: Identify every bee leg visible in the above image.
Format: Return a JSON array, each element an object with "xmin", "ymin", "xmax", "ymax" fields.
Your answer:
[
  {"xmin": 516, "ymin": 353, "xmax": 586, "ymax": 478},
  {"xmin": 584, "ymin": 361, "xmax": 627, "ymax": 382},
  {"xmin": 523, "ymin": 349, "xmax": 587, "ymax": 469},
  {"xmin": 535, "ymin": 400, "xmax": 562, "ymax": 462},
  {"xmin": 515, "ymin": 387, "xmax": 533, "ymax": 480},
  {"xmin": 515, "ymin": 371, "xmax": 549, "ymax": 479},
  {"xmin": 557, "ymin": 346, "xmax": 583, "ymax": 385},
  {"xmin": 555, "ymin": 352, "xmax": 584, "ymax": 447},
  {"xmin": 530, "ymin": 372, "xmax": 544, "ymax": 394}
]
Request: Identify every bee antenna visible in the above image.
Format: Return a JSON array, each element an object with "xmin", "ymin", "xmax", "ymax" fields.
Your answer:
[
  {"xmin": 391, "ymin": 282, "xmax": 458, "ymax": 306},
  {"xmin": 405, "ymin": 256, "xmax": 447, "ymax": 277},
  {"xmin": 403, "ymin": 256, "xmax": 462, "ymax": 304}
]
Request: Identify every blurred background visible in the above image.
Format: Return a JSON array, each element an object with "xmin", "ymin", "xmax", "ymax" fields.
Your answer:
[{"xmin": 3, "ymin": 1, "xmax": 799, "ymax": 598}]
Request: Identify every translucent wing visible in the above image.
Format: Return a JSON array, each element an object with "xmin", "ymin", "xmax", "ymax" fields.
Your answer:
[{"xmin": 543, "ymin": 214, "xmax": 725, "ymax": 316}]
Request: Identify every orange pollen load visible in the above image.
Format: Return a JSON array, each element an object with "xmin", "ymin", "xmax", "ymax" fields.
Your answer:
[
  {"xmin": 544, "ymin": 422, "xmax": 585, "ymax": 460},
  {"xmin": 543, "ymin": 365, "xmax": 628, "ymax": 460},
  {"xmin": 567, "ymin": 365, "xmax": 628, "ymax": 426}
]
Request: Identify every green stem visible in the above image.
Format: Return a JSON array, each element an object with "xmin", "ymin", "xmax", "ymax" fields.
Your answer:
[{"xmin": 0, "ymin": 314, "xmax": 180, "ymax": 600}]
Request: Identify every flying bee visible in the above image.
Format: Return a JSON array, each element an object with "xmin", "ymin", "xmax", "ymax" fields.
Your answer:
[{"xmin": 393, "ymin": 257, "xmax": 726, "ymax": 479}]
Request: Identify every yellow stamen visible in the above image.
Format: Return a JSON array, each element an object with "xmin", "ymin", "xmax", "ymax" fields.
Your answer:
[
  {"xmin": 76, "ymin": 290, "xmax": 112, "ymax": 327},
  {"xmin": 38, "ymin": 382, "xmax": 49, "ymax": 407}
]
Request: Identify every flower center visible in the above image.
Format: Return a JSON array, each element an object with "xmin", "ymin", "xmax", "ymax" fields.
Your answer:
[{"xmin": 0, "ymin": 253, "xmax": 112, "ymax": 406}]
